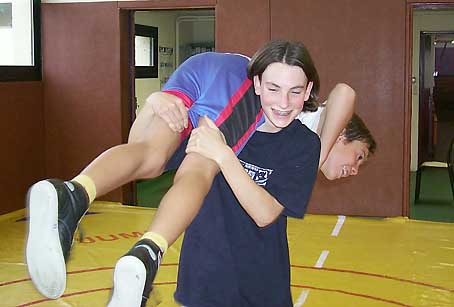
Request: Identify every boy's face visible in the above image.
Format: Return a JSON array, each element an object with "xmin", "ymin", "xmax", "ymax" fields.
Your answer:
[
  {"xmin": 253, "ymin": 62, "xmax": 313, "ymax": 133},
  {"xmin": 321, "ymin": 136, "xmax": 369, "ymax": 180}
]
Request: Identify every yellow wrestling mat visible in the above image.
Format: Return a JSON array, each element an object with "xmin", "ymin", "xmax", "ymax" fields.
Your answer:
[{"xmin": 1, "ymin": 202, "xmax": 453, "ymax": 307}]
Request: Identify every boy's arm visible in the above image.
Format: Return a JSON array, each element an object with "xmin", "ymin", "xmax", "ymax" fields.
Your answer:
[
  {"xmin": 318, "ymin": 83, "xmax": 355, "ymax": 168},
  {"xmin": 186, "ymin": 117, "xmax": 284, "ymax": 227},
  {"xmin": 217, "ymin": 149, "xmax": 284, "ymax": 227}
]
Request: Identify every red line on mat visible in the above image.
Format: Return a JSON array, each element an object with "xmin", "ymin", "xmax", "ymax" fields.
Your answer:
[
  {"xmin": 16, "ymin": 282, "xmax": 178, "ymax": 307},
  {"xmin": 291, "ymin": 264, "xmax": 454, "ymax": 293},
  {"xmin": 0, "ymin": 263, "xmax": 179, "ymax": 287},
  {"xmin": 7, "ymin": 263, "xmax": 452, "ymax": 306},
  {"xmin": 0, "ymin": 277, "xmax": 30, "ymax": 287},
  {"xmin": 16, "ymin": 282, "xmax": 414, "ymax": 307},
  {"xmin": 292, "ymin": 284, "xmax": 414, "ymax": 307}
]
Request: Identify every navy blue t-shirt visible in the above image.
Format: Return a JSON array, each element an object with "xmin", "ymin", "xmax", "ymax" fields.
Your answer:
[{"xmin": 171, "ymin": 120, "xmax": 320, "ymax": 307}]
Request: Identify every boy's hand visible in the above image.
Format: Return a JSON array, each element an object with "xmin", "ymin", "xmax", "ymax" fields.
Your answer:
[
  {"xmin": 146, "ymin": 92, "xmax": 188, "ymax": 132},
  {"xmin": 186, "ymin": 116, "xmax": 230, "ymax": 165}
]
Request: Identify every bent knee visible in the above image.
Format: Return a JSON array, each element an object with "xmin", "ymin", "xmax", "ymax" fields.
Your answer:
[
  {"xmin": 128, "ymin": 109, "xmax": 155, "ymax": 143},
  {"xmin": 134, "ymin": 143, "xmax": 173, "ymax": 179}
]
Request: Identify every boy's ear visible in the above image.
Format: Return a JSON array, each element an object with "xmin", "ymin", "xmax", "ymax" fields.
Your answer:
[
  {"xmin": 253, "ymin": 75, "xmax": 261, "ymax": 95},
  {"xmin": 337, "ymin": 130, "xmax": 347, "ymax": 143},
  {"xmin": 304, "ymin": 81, "xmax": 314, "ymax": 102}
]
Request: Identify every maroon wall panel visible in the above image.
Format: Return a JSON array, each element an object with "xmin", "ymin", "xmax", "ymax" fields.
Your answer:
[
  {"xmin": 216, "ymin": 0, "xmax": 270, "ymax": 56},
  {"xmin": 118, "ymin": 0, "xmax": 215, "ymax": 9},
  {"xmin": 41, "ymin": 2, "xmax": 124, "ymax": 201},
  {"xmin": 0, "ymin": 82, "xmax": 45, "ymax": 214},
  {"xmin": 271, "ymin": 0, "xmax": 406, "ymax": 216}
]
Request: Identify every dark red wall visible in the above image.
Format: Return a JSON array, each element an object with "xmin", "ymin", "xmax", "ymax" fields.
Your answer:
[
  {"xmin": 216, "ymin": 0, "xmax": 270, "ymax": 56},
  {"xmin": 0, "ymin": 82, "xmax": 45, "ymax": 215},
  {"xmin": 41, "ymin": 2, "xmax": 125, "ymax": 202},
  {"xmin": 269, "ymin": 0, "xmax": 407, "ymax": 216}
]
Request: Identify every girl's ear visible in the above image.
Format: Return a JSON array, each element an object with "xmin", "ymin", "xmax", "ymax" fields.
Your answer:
[{"xmin": 253, "ymin": 75, "xmax": 261, "ymax": 95}]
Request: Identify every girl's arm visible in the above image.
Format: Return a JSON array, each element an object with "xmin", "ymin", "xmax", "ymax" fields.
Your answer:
[
  {"xmin": 186, "ymin": 117, "xmax": 283, "ymax": 227},
  {"xmin": 317, "ymin": 83, "xmax": 356, "ymax": 168}
]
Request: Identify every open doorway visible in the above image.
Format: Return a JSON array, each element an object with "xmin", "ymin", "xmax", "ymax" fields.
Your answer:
[
  {"xmin": 417, "ymin": 31, "xmax": 454, "ymax": 165},
  {"xmin": 432, "ymin": 33, "xmax": 454, "ymax": 162},
  {"xmin": 410, "ymin": 7, "xmax": 454, "ymax": 222},
  {"xmin": 132, "ymin": 9, "xmax": 215, "ymax": 207}
]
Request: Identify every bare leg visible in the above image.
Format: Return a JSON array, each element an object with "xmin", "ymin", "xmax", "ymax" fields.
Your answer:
[
  {"xmin": 27, "ymin": 100, "xmax": 198, "ymax": 301},
  {"xmin": 82, "ymin": 110, "xmax": 220, "ymax": 245},
  {"xmin": 149, "ymin": 152, "xmax": 219, "ymax": 245},
  {"xmin": 147, "ymin": 116, "xmax": 220, "ymax": 245},
  {"xmin": 26, "ymin": 104, "xmax": 183, "ymax": 300},
  {"xmin": 79, "ymin": 105, "xmax": 181, "ymax": 197},
  {"xmin": 107, "ymin": 119, "xmax": 223, "ymax": 307}
]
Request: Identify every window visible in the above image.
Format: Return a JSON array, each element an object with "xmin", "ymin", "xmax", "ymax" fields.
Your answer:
[
  {"xmin": 0, "ymin": 3, "xmax": 12, "ymax": 27},
  {"xmin": 0, "ymin": 0, "xmax": 41, "ymax": 82},
  {"xmin": 135, "ymin": 24, "xmax": 158, "ymax": 78}
]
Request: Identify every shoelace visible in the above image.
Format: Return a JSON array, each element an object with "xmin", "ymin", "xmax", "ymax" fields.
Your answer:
[{"xmin": 78, "ymin": 224, "xmax": 85, "ymax": 242}]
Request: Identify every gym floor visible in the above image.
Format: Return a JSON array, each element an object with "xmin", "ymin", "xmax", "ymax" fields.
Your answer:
[{"xmin": 1, "ymin": 202, "xmax": 453, "ymax": 307}]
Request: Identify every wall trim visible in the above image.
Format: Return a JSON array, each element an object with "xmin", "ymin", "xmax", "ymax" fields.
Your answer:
[{"xmin": 42, "ymin": 0, "xmax": 115, "ymax": 3}]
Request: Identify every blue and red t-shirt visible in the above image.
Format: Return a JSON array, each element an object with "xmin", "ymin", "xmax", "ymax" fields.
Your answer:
[{"xmin": 162, "ymin": 52, "xmax": 264, "ymax": 154}]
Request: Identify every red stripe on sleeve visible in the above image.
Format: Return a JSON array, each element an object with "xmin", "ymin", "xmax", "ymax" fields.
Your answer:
[
  {"xmin": 161, "ymin": 90, "xmax": 194, "ymax": 140},
  {"xmin": 162, "ymin": 90, "xmax": 195, "ymax": 108}
]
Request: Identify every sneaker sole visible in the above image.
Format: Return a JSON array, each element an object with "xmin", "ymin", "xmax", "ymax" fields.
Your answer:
[
  {"xmin": 26, "ymin": 180, "xmax": 66, "ymax": 299},
  {"xmin": 107, "ymin": 256, "xmax": 146, "ymax": 307}
]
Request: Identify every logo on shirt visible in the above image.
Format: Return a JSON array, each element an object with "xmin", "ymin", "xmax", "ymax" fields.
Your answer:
[{"xmin": 239, "ymin": 160, "xmax": 273, "ymax": 186}]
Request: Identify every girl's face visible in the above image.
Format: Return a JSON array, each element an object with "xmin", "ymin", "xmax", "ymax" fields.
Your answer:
[
  {"xmin": 253, "ymin": 62, "xmax": 313, "ymax": 133},
  {"xmin": 320, "ymin": 136, "xmax": 370, "ymax": 180}
]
